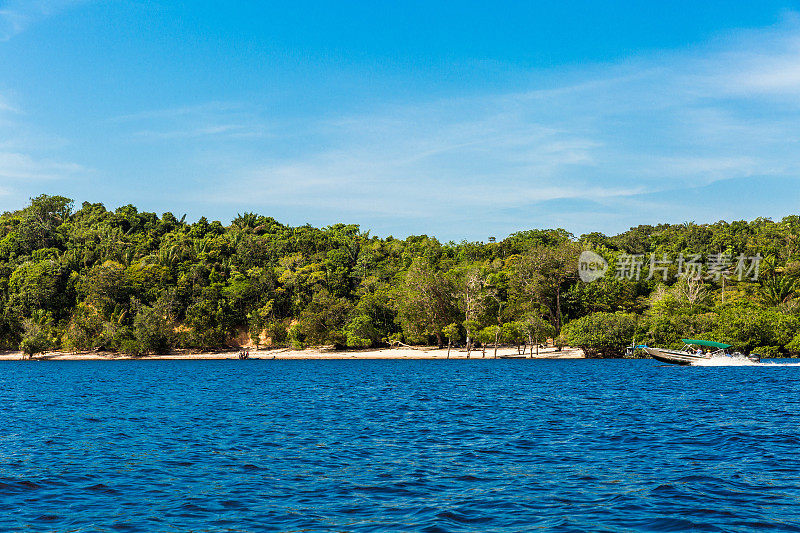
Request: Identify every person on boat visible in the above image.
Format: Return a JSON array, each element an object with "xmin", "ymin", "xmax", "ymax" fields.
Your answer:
[{"xmin": 695, "ymin": 348, "xmax": 703, "ymax": 355}]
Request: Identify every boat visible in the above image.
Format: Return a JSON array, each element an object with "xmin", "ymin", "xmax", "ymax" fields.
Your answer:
[{"xmin": 644, "ymin": 339, "xmax": 760, "ymax": 365}]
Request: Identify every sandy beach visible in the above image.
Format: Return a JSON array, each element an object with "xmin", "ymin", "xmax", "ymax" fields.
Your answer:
[{"xmin": 0, "ymin": 346, "xmax": 585, "ymax": 361}]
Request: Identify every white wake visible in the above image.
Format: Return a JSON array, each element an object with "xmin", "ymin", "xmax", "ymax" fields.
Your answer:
[{"xmin": 692, "ymin": 356, "xmax": 800, "ymax": 367}]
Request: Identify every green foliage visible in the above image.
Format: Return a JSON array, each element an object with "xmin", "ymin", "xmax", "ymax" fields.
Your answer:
[
  {"xmin": 395, "ymin": 257, "xmax": 457, "ymax": 346},
  {"xmin": 520, "ymin": 314, "xmax": 556, "ymax": 344},
  {"xmin": 345, "ymin": 314, "xmax": 378, "ymax": 348},
  {"xmin": 62, "ymin": 303, "xmax": 105, "ymax": 352},
  {"xmin": 2, "ymin": 195, "xmax": 800, "ymax": 359},
  {"xmin": 501, "ymin": 321, "xmax": 524, "ymax": 345},
  {"xmin": 8, "ymin": 258, "xmax": 72, "ymax": 319},
  {"xmin": 287, "ymin": 323, "xmax": 304, "ymax": 349},
  {"xmin": 443, "ymin": 322, "xmax": 461, "ymax": 344},
  {"xmin": 17, "ymin": 194, "xmax": 73, "ymax": 253},
  {"xmin": 786, "ymin": 332, "xmax": 800, "ymax": 355},
  {"xmin": 133, "ymin": 301, "xmax": 176, "ymax": 354},
  {"xmin": 561, "ymin": 312, "xmax": 637, "ymax": 358},
  {"xmin": 712, "ymin": 304, "xmax": 797, "ymax": 354},
  {"xmin": 19, "ymin": 312, "xmax": 57, "ymax": 357},
  {"xmin": 462, "ymin": 319, "xmax": 481, "ymax": 347},
  {"xmin": 477, "ymin": 325, "xmax": 499, "ymax": 346}
]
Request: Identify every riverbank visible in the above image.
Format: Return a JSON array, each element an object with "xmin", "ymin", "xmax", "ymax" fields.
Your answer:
[{"xmin": 0, "ymin": 346, "xmax": 585, "ymax": 361}]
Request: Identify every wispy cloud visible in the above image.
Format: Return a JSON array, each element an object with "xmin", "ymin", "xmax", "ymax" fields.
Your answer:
[
  {"xmin": 186, "ymin": 14, "xmax": 800, "ymax": 237},
  {"xmin": 0, "ymin": 0, "xmax": 88, "ymax": 41},
  {"xmin": 0, "ymin": 94, "xmax": 17, "ymax": 113},
  {"xmin": 0, "ymin": 151, "xmax": 84, "ymax": 180},
  {"xmin": 0, "ymin": 94, "xmax": 87, "ymax": 204},
  {"xmin": 113, "ymin": 102, "xmax": 272, "ymax": 141}
]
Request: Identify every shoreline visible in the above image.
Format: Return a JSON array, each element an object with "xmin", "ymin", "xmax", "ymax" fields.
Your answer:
[{"xmin": 0, "ymin": 346, "xmax": 586, "ymax": 361}]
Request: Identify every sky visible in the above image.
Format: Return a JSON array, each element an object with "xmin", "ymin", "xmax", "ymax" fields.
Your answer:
[{"xmin": 1, "ymin": 1, "xmax": 800, "ymax": 241}]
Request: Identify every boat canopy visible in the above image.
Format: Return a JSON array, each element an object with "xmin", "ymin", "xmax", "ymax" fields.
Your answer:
[{"xmin": 681, "ymin": 339, "xmax": 731, "ymax": 349}]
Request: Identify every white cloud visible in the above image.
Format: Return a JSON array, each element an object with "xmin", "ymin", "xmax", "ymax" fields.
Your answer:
[
  {"xmin": 0, "ymin": 94, "xmax": 87, "ymax": 203},
  {"xmin": 112, "ymin": 102, "xmax": 272, "ymax": 141},
  {"xmin": 0, "ymin": 0, "xmax": 89, "ymax": 41},
  {"xmin": 10, "ymin": 11, "xmax": 792, "ymax": 238},
  {"xmin": 196, "ymin": 14, "xmax": 800, "ymax": 236},
  {"xmin": 0, "ymin": 151, "xmax": 84, "ymax": 180}
]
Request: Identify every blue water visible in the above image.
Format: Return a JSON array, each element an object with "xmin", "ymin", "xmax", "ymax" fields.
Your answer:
[{"xmin": 2, "ymin": 359, "xmax": 800, "ymax": 532}]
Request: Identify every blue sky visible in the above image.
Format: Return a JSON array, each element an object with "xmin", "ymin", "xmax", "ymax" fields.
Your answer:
[{"xmin": 1, "ymin": 1, "xmax": 800, "ymax": 240}]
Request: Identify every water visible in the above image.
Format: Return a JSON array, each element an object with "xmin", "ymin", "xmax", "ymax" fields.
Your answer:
[{"xmin": 2, "ymin": 359, "xmax": 800, "ymax": 532}]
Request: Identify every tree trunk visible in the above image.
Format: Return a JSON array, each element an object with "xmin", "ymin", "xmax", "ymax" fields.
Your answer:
[
  {"xmin": 447, "ymin": 338, "xmax": 451, "ymax": 359},
  {"xmin": 466, "ymin": 335, "xmax": 471, "ymax": 358},
  {"xmin": 436, "ymin": 332, "xmax": 443, "ymax": 349},
  {"xmin": 556, "ymin": 283, "xmax": 562, "ymax": 332},
  {"xmin": 494, "ymin": 328, "xmax": 499, "ymax": 359}
]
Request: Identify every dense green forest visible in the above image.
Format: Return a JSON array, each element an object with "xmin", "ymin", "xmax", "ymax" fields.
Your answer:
[{"xmin": 2, "ymin": 195, "xmax": 800, "ymax": 357}]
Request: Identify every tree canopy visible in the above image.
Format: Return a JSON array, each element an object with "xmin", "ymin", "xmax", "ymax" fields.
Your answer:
[{"xmin": 2, "ymin": 195, "xmax": 800, "ymax": 358}]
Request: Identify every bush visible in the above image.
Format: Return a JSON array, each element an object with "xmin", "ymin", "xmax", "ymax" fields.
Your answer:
[
  {"xmin": 713, "ymin": 305, "xmax": 798, "ymax": 355},
  {"xmin": 561, "ymin": 312, "xmax": 637, "ymax": 358},
  {"xmin": 345, "ymin": 315, "xmax": 377, "ymax": 348},
  {"xmin": 287, "ymin": 323, "xmax": 304, "ymax": 349},
  {"xmin": 62, "ymin": 303, "xmax": 104, "ymax": 352},
  {"xmin": 118, "ymin": 338, "xmax": 145, "ymax": 356},
  {"xmin": 19, "ymin": 314, "xmax": 56, "ymax": 358},
  {"xmin": 752, "ymin": 345, "xmax": 780, "ymax": 358},
  {"xmin": 787, "ymin": 332, "xmax": 800, "ymax": 355},
  {"xmin": 133, "ymin": 304, "xmax": 175, "ymax": 354}
]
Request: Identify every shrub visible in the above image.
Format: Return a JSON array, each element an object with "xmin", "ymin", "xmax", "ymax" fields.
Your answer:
[
  {"xmin": 345, "ymin": 315, "xmax": 377, "ymax": 348},
  {"xmin": 19, "ymin": 313, "xmax": 56, "ymax": 358},
  {"xmin": 713, "ymin": 305, "xmax": 798, "ymax": 355},
  {"xmin": 561, "ymin": 312, "xmax": 637, "ymax": 358},
  {"xmin": 133, "ymin": 304, "xmax": 175, "ymax": 354}
]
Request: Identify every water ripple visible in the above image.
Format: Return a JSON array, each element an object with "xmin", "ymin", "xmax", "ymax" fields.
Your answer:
[{"xmin": 2, "ymin": 359, "xmax": 800, "ymax": 531}]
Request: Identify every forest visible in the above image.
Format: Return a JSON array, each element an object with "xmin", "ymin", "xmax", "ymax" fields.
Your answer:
[{"xmin": 2, "ymin": 195, "xmax": 800, "ymax": 357}]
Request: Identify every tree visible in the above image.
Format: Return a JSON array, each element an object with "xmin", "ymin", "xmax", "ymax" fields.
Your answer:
[
  {"xmin": 395, "ymin": 257, "xmax": 457, "ymax": 346},
  {"xmin": 3, "ymin": 193, "xmax": 800, "ymax": 359},
  {"xmin": 19, "ymin": 312, "xmax": 57, "ymax": 358},
  {"xmin": 759, "ymin": 257, "xmax": 800, "ymax": 307},
  {"xmin": 561, "ymin": 312, "xmax": 637, "ymax": 358},
  {"xmin": 133, "ymin": 300, "xmax": 176, "ymax": 354},
  {"xmin": 476, "ymin": 325, "xmax": 498, "ymax": 358},
  {"xmin": 345, "ymin": 314, "xmax": 378, "ymax": 348},
  {"xmin": 62, "ymin": 303, "xmax": 105, "ymax": 352},
  {"xmin": 511, "ymin": 242, "xmax": 580, "ymax": 332},
  {"xmin": 501, "ymin": 321, "xmax": 526, "ymax": 354},
  {"xmin": 713, "ymin": 304, "xmax": 797, "ymax": 355},
  {"xmin": 463, "ymin": 319, "xmax": 481, "ymax": 357},
  {"xmin": 296, "ymin": 289, "xmax": 351, "ymax": 347},
  {"xmin": 450, "ymin": 264, "xmax": 489, "ymax": 350},
  {"xmin": 18, "ymin": 195, "xmax": 73, "ymax": 252},
  {"xmin": 8, "ymin": 258, "xmax": 72, "ymax": 320},
  {"xmin": 443, "ymin": 322, "xmax": 461, "ymax": 358},
  {"xmin": 520, "ymin": 314, "xmax": 555, "ymax": 357}
]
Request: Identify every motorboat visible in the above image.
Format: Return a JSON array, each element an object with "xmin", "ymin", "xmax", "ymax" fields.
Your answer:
[{"xmin": 644, "ymin": 339, "xmax": 760, "ymax": 365}]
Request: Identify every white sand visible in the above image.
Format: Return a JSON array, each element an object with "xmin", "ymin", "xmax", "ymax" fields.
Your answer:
[{"xmin": 0, "ymin": 346, "xmax": 585, "ymax": 361}]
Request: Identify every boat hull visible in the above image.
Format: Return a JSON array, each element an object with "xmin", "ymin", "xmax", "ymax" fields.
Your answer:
[{"xmin": 644, "ymin": 347, "xmax": 710, "ymax": 366}]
